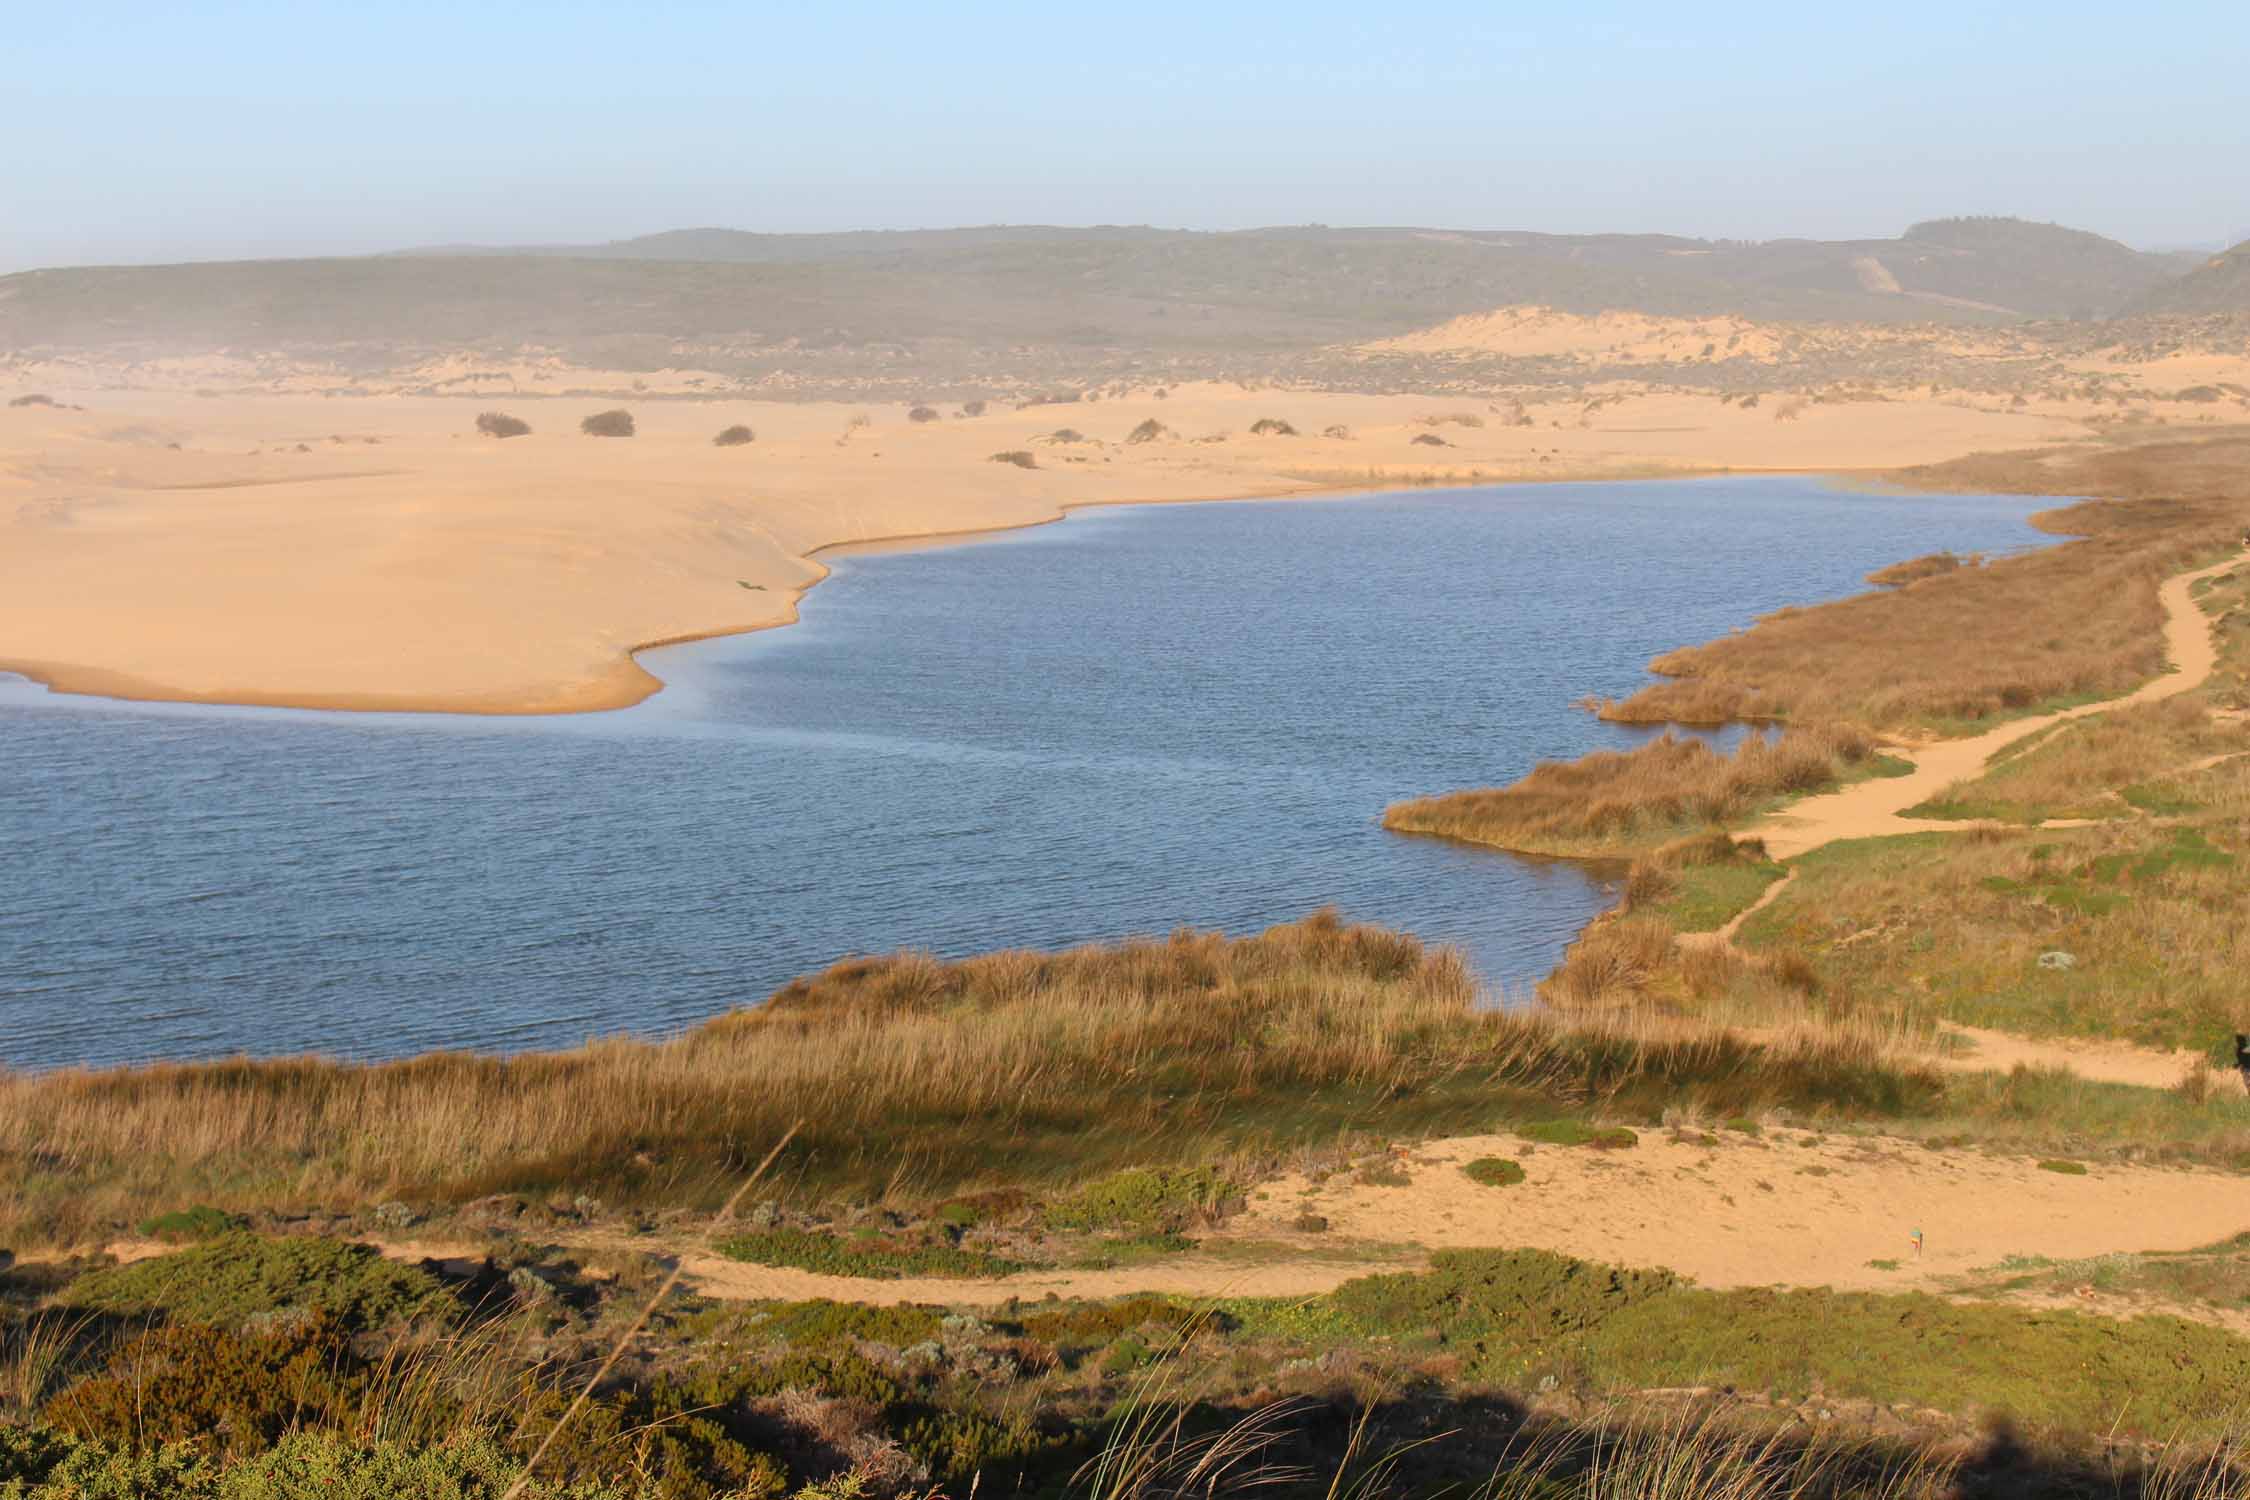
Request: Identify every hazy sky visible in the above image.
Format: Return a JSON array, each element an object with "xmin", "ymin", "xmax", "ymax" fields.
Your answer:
[{"xmin": 4, "ymin": 1, "xmax": 2244, "ymax": 273}]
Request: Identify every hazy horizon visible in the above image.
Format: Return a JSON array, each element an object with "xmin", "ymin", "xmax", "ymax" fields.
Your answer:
[{"xmin": 6, "ymin": 1, "xmax": 2245, "ymax": 277}]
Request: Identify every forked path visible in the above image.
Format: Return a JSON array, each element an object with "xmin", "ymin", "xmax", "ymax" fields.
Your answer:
[{"xmin": 1752, "ymin": 548, "xmax": 2248, "ymax": 860}]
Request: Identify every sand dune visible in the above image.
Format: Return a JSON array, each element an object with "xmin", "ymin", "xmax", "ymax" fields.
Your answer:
[{"xmin": 1, "ymin": 382, "xmax": 2088, "ymax": 714}]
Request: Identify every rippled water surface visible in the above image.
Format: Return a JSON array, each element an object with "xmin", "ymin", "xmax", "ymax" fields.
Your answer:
[{"xmin": 0, "ymin": 477, "xmax": 2055, "ymax": 1067}]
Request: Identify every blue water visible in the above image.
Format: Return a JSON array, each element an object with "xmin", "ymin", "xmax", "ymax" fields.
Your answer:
[{"xmin": 0, "ymin": 477, "xmax": 2054, "ymax": 1069}]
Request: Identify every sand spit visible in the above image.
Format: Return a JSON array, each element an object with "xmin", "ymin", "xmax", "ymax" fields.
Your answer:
[{"xmin": 1, "ymin": 384, "xmax": 2087, "ymax": 715}]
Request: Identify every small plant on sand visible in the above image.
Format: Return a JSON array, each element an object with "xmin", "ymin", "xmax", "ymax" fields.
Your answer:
[
  {"xmin": 712, "ymin": 423, "xmax": 755, "ymax": 447},
  {"xmin": 1517, "ymin": 1120, "xmax": 1638, "ymax": 1150},
  {"xmin": 989, "ymin": 450, "xmax": 1038, "ymax": 468},
  {"xmin": 1410, "ymin": 432, "xmax": 1449, "ymax": 447},
  {"xmin": 474, "ymin": 410, "xmax": 531, "ymax": 439},
  {"xmin": 2038, "ymin": 1158, "xmax": 2091, "ymax": 1175},
  {"xmin": 1125, "ymin": 418, "xmax": 1170, "ymax": 444},
  {"xmin": 1248, "ymin": 417, "xmax": 1298, "ymax": 436},
  {"xmin": 1046, "ymin": 428, "xmax": 1086, "ymax": 444},
  {"xmin": 578, "ymin": 409, "xmax": 634, "ymax": 438},
  {"xmin": 1462, "ymin": 1158, "xmax": 1526, "ymax": 1187},
  {"xmin": 958, "ymin": 399, "xmax": 987, "ymax": 417},
  {"xmin": 7, "ymin": 394, "xmax": 57, "ymax": 408},
  {"xmin": 907, "ymin": 405, "xmax": 940, "ymax": 423}
]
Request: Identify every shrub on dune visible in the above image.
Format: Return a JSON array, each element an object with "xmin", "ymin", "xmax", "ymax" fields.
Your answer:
[
  {"xmin": 474, "ymin": 411, "xmax": 531, "ymax": 439},
  {"xmin": 579, "ymin": 409, "xmax": 635, "ymax": 438},
  {"xmin": 713, "ymin": 424, "xmax": 755, "ymax": 447}
]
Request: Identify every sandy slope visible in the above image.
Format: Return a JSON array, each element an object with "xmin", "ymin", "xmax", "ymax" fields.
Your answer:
[{"xmin": 0, "ymin": 384, "xmax": 2083, "ymax": 714}]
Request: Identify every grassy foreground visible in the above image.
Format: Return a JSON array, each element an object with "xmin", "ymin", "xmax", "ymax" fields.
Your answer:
[{"xmin": 6, "ymin": 1232, "xmax": 2250, "ymax": 1498}]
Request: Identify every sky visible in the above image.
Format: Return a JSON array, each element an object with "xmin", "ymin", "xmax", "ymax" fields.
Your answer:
[{"xmin": 3, "ymin": 1, "xmax": 2245, "ymax": 273}]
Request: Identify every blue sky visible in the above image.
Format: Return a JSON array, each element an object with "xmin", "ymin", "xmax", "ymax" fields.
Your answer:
[{"xmin": 3, "ymin": 1, "xmax": 2243, "ymax": 271}]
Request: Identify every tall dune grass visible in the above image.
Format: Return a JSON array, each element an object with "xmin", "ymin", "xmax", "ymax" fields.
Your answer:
[{"xmin": 0, "ymin": 914, "xmax": 1937, "ymax": 1245}]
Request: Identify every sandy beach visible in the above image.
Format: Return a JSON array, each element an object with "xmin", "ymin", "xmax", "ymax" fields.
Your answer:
[{"xmin": 0, "ymin": 377, "xmax": 2104, "ymax": 715}]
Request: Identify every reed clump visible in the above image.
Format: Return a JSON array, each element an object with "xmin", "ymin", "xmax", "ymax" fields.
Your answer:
[{"xmin": 1384, "ymin": 728, "xmax": 1877, "ymax": 858}]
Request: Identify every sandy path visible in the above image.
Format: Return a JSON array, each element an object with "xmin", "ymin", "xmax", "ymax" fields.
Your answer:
[
  {"xmin": 1754, "ymin": 548, "xmax": 2249, "ymax": 860},
  {"xmin": 1936, "ymin": 1025, "xmax": 2210, "ymax": 1090},
  {"xmin": 288, "ymin": 1132, "xmax": 2238, "ymax": 1313}
]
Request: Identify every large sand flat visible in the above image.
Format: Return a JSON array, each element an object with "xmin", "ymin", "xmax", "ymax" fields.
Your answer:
[{"xmin": 2, "ymin": 384, "xmax": 2089, "ymax": 713}]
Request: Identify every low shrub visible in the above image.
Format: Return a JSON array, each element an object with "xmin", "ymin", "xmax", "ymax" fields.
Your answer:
[
  {"xmin": 712, "ymin": 424, "xmax": 755, "ymax": 447},
  {"xmin": 1410, "ymin": 433, "xmax": 1449, "ymax": 447},
  {"xmin": 1124, "ymin": 418, "xmax": 1170, "ymax": 444},
  {"xmin": 42, "ymin": 1318, "xmax": 359, "ymax": 1460},
  {"xmin": 2038, "ymin": 1158, "xmax": 2091, "ymax": 1175},
  {"xmin": 7, "ymin": 394, "xmax": 57, "ymax": 409},
  {"xmin": 1462, "ymin": 1158, "xmax": 1526, "ymax": 1187},
  {"xmin": 714, "ymin": 1227, "xmax": 1021, "ymax": 1280},
  {"xmin": 578, "ymin": 409, "xmax": 634, "ymax": 438},
  {"xmin": 135, "ymin": 1205, "xmax": 247, "ymax": 1242},
  {"xmin": 907, "ymin": 405, "xmax": 940, "ymax": 423},
  {"xmin": 989, "ymin": 450, "xmax": 1038, "ymax": 468},
  {"xmin": 474, "ymin": 411, "xmax": 531, "ymax": 439},
  {"xmin": 959, "ymin": 399, "xmax": 987, "ymax": 417},
  {"xmin": 57, "ymin": 1235, "xmax": 448, "ymax": 1330},
  {"xmin": 1248, "ymin": 417, "xmax": 1298, "ymax": 436},
  {"xmin": 1045, "ymin": 1166, "xmax": 1230, "ymax": 1232}
]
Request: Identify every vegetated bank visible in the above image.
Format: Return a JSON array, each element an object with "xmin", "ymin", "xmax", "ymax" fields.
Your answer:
[{"xmin": 1389, "ymin": 429, "xmax": 2250, "ymax": 1067}]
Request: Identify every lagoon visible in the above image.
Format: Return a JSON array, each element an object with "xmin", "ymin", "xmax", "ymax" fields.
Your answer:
[{"xmin": 0, "ymin": 477, "xmax": 2052, "ymax": 1068}]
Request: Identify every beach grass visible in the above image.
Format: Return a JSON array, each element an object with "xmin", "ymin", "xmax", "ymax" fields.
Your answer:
[{"xmin": 0, "ymin": 912, "xmax": 1947, "ymax": 1246}]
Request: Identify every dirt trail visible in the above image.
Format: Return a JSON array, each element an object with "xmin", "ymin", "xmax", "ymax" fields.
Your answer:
[
  {"xmin": 1936, "ymin": 1024, "xmax": 2210, "ymax": 1090},
  {"xmin": 1753, "ymin": 549, "xmax": 2248, "ymax": 860}
]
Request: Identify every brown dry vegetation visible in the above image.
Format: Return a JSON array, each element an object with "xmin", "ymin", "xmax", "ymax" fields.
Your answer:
[
  {"xmin": 1911, "ymin": 695, "xmax": 2241, "ymax": 822},
  {"xmin": 0, "ymin": 913, "xmax": 1942, "ymax": 1247},
  {"xmin": 1383, "ymin": 727, "xmax": 1877, "ymax": 857}
]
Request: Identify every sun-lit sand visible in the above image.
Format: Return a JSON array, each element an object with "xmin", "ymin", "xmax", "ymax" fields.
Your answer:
[{"xmin": 0, "ymin": 373, "xmax": 2103, "ymax": 715}]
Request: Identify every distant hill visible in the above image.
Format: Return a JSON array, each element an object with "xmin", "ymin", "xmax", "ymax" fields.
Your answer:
[
  {"xmin": 2124, "ymin": 241, "xmax": 2250, "ymax": 315},
  {"xmin": 0, "ymin": 219, "xmax": 2202, "ymax": 376}
]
